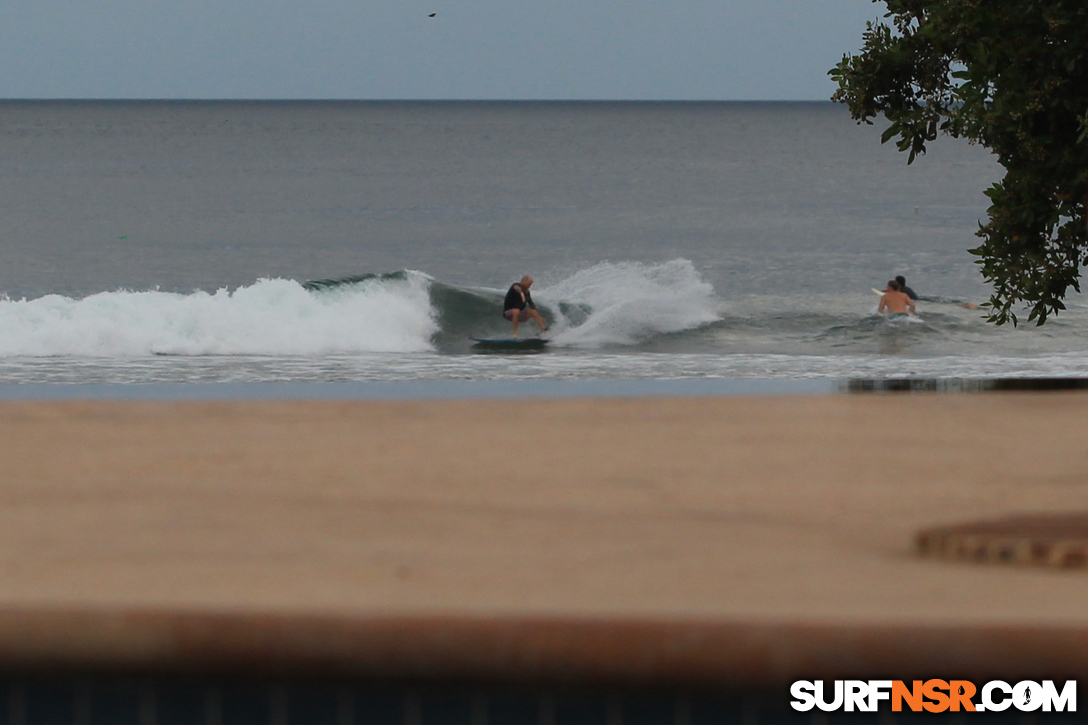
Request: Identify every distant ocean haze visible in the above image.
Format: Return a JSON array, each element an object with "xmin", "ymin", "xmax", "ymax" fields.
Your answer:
[{"xmin": 0, "ymin": 100, "xmax": 1079, "ymax": 385}]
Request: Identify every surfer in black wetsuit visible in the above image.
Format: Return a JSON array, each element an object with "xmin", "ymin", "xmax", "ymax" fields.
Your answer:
[
  {"xmin": 503, "ymin": 275, "xmax": 548, "ymax": 337},
  {"xmin": 895, "ymin": 276, "xmax": 918, "ymax": 301},
  {"xmin": 886, "ymin": 275, "xmax": 981, "ymax": 310}
]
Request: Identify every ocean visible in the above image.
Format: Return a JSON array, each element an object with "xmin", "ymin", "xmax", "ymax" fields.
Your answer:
[{"xmin": 0, "ymin": 100, "xmax": 1084, "ymax": 388}]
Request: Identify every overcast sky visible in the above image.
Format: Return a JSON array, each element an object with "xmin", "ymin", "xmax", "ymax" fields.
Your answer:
[{"xmin": 0, "ymin": 0, "xmax": 879, "ymax": 100}]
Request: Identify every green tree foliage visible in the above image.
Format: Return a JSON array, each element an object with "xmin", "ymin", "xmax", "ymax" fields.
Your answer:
[{"xmin": 830, "ymin": 1, "xmax": 1088, "ymax": 324}]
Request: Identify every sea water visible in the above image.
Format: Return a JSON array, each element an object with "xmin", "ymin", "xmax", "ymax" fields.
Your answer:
[{"xmin": 0, "ymin": 100, "xmax": 1083, "ymax": 386}]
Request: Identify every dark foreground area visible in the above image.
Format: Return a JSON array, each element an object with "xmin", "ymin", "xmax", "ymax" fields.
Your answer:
[{"xmin": 4, "ymin": 676, "xmax": 1082, "ymax": 725}]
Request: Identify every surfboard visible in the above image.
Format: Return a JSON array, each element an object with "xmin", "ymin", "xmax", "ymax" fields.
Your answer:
[
  {"xmin": 470, "ymin": 337, "xmax": 549, "ymax": 350},
  {"xmin": 872, "ymin": 287, "xmax": 886, "ymax": 296}
]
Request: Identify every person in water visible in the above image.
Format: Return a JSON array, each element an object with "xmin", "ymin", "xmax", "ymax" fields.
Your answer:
[
  {"xmin": 895, "ymin": 275, "xmax": 918, "ymax": 301},
  {"xmin": 879, "ymin": 279, "xmax": 916, "ymax": 317},
  {"xmin": 503, "ymin": 275, "xmax": 548, "ymax": 337}
]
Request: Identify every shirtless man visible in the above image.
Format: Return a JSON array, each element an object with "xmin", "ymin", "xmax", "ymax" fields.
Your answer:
[
  {"xmin": 503, "ymin": 275, "xmax": 548, "ymax": 337},
  {"xmin": 878, "ymin": 279, "xmax": 916, "ymax": 317}
]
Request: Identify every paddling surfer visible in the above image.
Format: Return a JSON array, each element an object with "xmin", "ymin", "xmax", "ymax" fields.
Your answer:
[
  {"xmin": 878, "ymin": 280, "xmax": 915, "ymax": 317},
  {"xmin": 503, "ymin": 275, "xmax": 548, "ymax": 337},
  {"xmin": 895, "ymin": 275, "xmax": 918, "ymax": 301},
  {"xmin": 888, "ymin": 275, "xmax": 979, "ymax": 309}
]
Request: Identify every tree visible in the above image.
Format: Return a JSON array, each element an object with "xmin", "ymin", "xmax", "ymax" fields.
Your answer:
[{"xmin": 830, "ymin": 1, "xmax": 1088, "ymax": 325}]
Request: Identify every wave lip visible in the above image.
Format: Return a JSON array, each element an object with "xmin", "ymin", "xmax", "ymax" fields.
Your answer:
[
  {"xmin": 542, "ymin": 259, "xmax": 721, "ymax": 346},
  {"xmin": 0, "ymin": 274, "xmax": 438, "ymax": 357}
]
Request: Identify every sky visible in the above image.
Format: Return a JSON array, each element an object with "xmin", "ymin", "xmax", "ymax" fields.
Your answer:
[{"xmin": 0, "ymin": 0, "xmax": 880, "ymax": 100}]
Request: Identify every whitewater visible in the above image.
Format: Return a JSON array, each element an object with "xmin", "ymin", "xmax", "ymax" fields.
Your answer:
[
  {"xmin": 0, "ymin": 260, "xmax": 719, "ymax": 359},
  {"xmin": 0, "ymin": 274, "xmax": 438, "ymax": 357}
]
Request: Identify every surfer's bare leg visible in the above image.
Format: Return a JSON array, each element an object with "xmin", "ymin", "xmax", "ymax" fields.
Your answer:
[{"xmin": 527, "ymin": 309, "xmax": 547, "ymax": 332}]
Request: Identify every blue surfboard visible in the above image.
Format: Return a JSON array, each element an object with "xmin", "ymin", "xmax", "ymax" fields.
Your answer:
[{"xmin": 470, "ymin": 337, "xmax": 549, "ymax": 350}]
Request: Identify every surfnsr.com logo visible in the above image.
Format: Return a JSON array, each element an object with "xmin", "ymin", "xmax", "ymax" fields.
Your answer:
[{"xmin": 790, "ymin": 680, "xmax": 1077, "ymax": 713}]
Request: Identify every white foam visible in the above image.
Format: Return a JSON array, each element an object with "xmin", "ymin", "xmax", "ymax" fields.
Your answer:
[
  {"xmin": 539, "ymin": 259, "xmax": 720, "ymax": 346},
  {"xmin": 0, "ymin": 274, "xmax": 438, "ymax": 357}
]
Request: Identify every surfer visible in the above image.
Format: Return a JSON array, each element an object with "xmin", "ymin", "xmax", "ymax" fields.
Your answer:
[
  {"xmin": 891, "ymin": 275, "xmax": 980, "ymax": 309},
  {"xmin": 878, "ymin": 280, "xmax": 916, "ymax": 317},
  {"xmin": 895, "ymin": 275, "xmax": 918, "ymax": 301},
  {"xmin": 503, "ymin": 275, "xmax": 548, "ymax": 337}
]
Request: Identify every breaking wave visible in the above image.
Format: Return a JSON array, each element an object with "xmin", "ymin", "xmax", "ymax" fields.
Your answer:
[
  {"xmin": 0, "ymin": 273, "xmax": 438, "ymax": 356},
  {"xmin": 0, "ymin": 259, "xmax": 722, "ymax": 357}
]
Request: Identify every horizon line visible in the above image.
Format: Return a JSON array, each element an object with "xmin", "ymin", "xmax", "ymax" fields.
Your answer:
[{"xmin": 0, "ymin": 97, "xmax": 838, "ymax": 104}]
